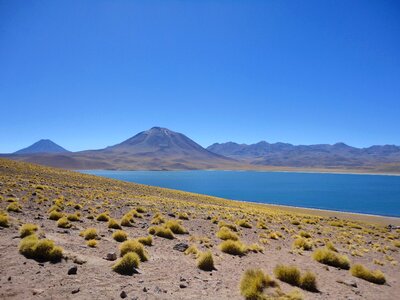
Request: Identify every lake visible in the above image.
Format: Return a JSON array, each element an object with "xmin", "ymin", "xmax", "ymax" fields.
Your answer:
[{"xmin": 80, "ymin": 170, "xmax": 400, "ymax": 217}]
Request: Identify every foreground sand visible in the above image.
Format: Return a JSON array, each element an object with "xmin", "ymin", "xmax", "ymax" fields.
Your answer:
[{"xmin": 0, "ymin": 158, "xmax": 399, "ymax": 299}]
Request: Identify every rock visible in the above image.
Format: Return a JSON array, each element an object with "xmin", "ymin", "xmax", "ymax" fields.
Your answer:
[
  {"xmin": 73, "ymin": 256, "xmax": 87, "ymax": 265},
  {"xmin": 105, "ymin": 252, "xmax": 117, "ymax": 261},
  {"xmin": 120, "ymin": 291, "xmax": 127, "ymax": 298},
  {"xmin": 68, "ymin": 265, "xmax": 78, "ymax": 275},
  {"xmin": 180, "ymin": 277, "xmax": 187, "ymax": 282},
  {"xmin": 32, "ymin": 289, "xmax": 44, "ymax": 295},
  {"xmin": 143, "ymin": 287, "xmax": 148, "ymax": 292},
  {"xmin": 71, "ymin": 287, "xmax": 80, "ymax": 294},
  {"xmin": 336, "ymin": 279, "xmax": 357, "ymax": 288},
  {"xmin": 179, "ymin": 283, "xmax": 188, "ymax": 289},
  {"xmin": 173, "ymin": 243, "xmax": 189, "ymax": 252},
  {"xmin": 168, "ymin": 213, "xmax": 175, "ymax": 217}
]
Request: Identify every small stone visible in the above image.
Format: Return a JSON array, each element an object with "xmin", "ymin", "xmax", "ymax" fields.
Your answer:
[
  {"xmin": 73, "ymin": 256, "xmax": 87, "ymax": 265},
  {"xmin": 105, "ymin": 252, "xmax": 117, "ymax": 261},
  {"xmin": 120, "ymin": 291, "xmax": 127, "ymax": 298},
  {"xmin": 71, "ymin": 287, "xmax": 80, "ymax": 294},
  {"xmin": 168, "ymin": 213, "xmax": 175, "ymax": 217},
  {"xmin": 180, "ymin": 277, "xmax": 186, "ymax": 282},
  {"xmin": 7, "ymin": 276, "xmax": 11, "ymax": 281},
  {"xmin": 32, "ymin": 289, "xmax": 44, "ymax": 295},
  {"xmin": 179, "ymin": 283, "xmax": 188, "ymax": 289},
  {"xmin": 173, "ymin": 243, "xmax": 189, "ymax": 252},
  {"xmin": 68, "ymin": 265, "xmax": 78, "ymax": 275},
  {"xmin": 143, "ymin": 287, "xmax": 148, "ymax": 292}
]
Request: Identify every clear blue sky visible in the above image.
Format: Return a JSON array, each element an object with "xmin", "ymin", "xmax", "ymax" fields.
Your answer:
[{"xmin": 1, "ymin": 0, "xmax": 400, "ymax": 153}]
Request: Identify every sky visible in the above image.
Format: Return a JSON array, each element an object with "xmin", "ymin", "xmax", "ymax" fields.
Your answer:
[{"xmin": 1, "ymin": 0, "xmax": 400, "ymax": 153}]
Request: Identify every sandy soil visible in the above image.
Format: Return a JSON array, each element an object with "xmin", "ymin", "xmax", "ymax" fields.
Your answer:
[{"xmin": 0, "ymin": 158, "xmax": 399, "ymax": 300}]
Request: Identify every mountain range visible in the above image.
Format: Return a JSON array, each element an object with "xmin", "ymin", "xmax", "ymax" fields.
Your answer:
[{"xmin": 3, "ymin": 127, "xmax": 400, "ymax": 173}]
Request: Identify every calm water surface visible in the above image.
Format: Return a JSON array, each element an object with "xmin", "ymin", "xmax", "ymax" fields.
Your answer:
[{"xmin": 80, "ymin": 170, "xmax": 400, "ymax": 217}]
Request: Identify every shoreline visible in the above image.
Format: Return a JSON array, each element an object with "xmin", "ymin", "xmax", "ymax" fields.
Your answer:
[{"xmin": 79, "ymin": 168, "xmax": 400, "ymax": 176}]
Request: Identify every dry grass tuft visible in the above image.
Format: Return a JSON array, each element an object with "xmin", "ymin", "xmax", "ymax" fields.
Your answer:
[
  {"xmin": 0, "ymin": 213, "xmax": 9, "ymax": 227},
  {"xmin": 19, "ymin": 234, "xmax": 63, "ymax": 262},
  {"xmin": 313, "ymin": 248, "xmax": 350, "ymax": 269},
  {"xmin": 293, "ymin": 237, "xmax": 313, "ymax": 251},
  {"xmin": 196, "ymin": 251, "xmax": 215, "ymax": 271},
  {"xmin": 112, "ymin": 230, "xmax": 128, "ymax": 242},
  {"xmin": 112, "ymin": 252, "xmax": 140, "ymax": 275},
  {"xmin": 86, "ymin": 239, "xmax": 97, "ymax": 247},
  {"xmin": 240, "ymin": 269, "xmax": 276, "ymax": 300},
  {"xmin": 57, "ymin": 217, "xmax": 71, "ymax": 228},
  {"xmin": 219, "ymin": 240, "xmax": 247, "ymax": 256},
  {"xmin": 165, "ymin": 220, "xmax": 187, "ymax": 234},
  {"xmin": 80, "ymin": 228, "xmax": 98, "ymax": 240},
  {"xmin": 350, "ymin": 264, "xmax": 386, "ymax": 284},
  {"xmin": 119, "ymin": 239, "xmax": 148, "ymax": 261},
  {"xmin": 108, "ymin": 218, "xmax": 122, "ymax": 229},
  {"xmin": 148, "ymin": 225, "xmax": 174, "ymax": 239},
  {"xmin": 137, "ymin": 235, "xmax": 153, "ymax": 246},
  {"xmin": 96, "ymin": 212, "xmax": 109, "ymax": 222},
  {"xmin": 20, "ymin": 223, "xmax": 38, "ymax": 238},
  {"xmin": 216, "ymin": 226, "xmax": 239, "ymax": 241},
  {"xmin": 49, "ymin": 210, "xmax": 63, "ymax": 220}
]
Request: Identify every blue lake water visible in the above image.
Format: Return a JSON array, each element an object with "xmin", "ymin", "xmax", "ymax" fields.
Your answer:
[{"xmin": 80, "ymin": 170, "xmax": 400, "ymax": 217}]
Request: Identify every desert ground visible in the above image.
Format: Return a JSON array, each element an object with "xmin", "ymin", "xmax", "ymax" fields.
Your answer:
[{"xmin": 0, "ymin": 158, "xmax": 399, "ymax": 299}]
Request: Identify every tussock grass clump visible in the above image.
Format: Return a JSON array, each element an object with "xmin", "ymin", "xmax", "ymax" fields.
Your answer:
[
  {"xmin": 240, "ymin": 269, "xmax": 277, "ymax": 300},
  {"xmin": 49, "ymin": 210, "xmax": 63, "ymax": 220},
  {"xmin": 313, "ymin": 248, "xmax": 350, "ymax": 269},
  {"xmin": 136, "ymin": 207, "xmax": 146, "ymax": 213},
  {"xmin": 0, "ymin": 213, "xmax": 9, "ymax": 227},
  {"xmin": 299, "ymin": 271, "xmax": 317, "ymax": 291},
  {"xmin": 151, "ymin": 213, "xmax": 165, "ymax": 225},
  {"xmin": 219, "ymin": 240, "xmax": 247, "ymax": 256},
  {"xmin": 121, "ymin": 213, "xmax": 134, "ymax": 227},
  {"xmin": 185, "ymin": 244, "xmax": 200, "ymax": 257},
  {"xmin": 57, "ymin": 217, "xmax": 72, "ymax": 228},
  {"xmin": 86, "ymin": 239, "xmax": 97, "ymax": 247},
  {"xmin": 350, "ymin": 264, "xmax": 386, "ymax": 284},
  {"xmin": 96, "ymin": 212, "xmax": 109, "ymax": 222},
  {"xmin": 112, "ymin": 230, "xmax": 128, "ymax": 242},
  {"xmin": 119, "ymin": 239, "xmax": 148, "ymax": 261},
  {"xmin": 148, "ymin": 226, "xmax": 174, "ymax": 239},
  {"xmin": 108, "ymin": 218, "xmax": 122, "ymax": 229},
  {"xmin": 178, "ymin": 212, "xmax": 189, "ymax": 220},
  {"xmin": 112, "ymin": 252, "xmax": 140, "ymax": 275},
  {"xmin": 392, "ymin": 241, "xmax": 400, "ymax": 248},
  {"xmin": 165, "ymin": 220, "xmax": 187, "ymax": 234},
  {"xmin": 216, "ymin": 226, "xmax": 239, "ymax": 241},
  {"xmin": 20, "ymin": 223, "xmax": 38, "ymax": 238},
  {"xmin": 218, "ymin": 220, "xmax": 238, "ymax": 232},
  {"xmin": 80, "ymin": 228, "xmax": 98, "ymax": 240},
  {"xmin": 274, "ymin": 265, "xmax": 301, "ymax": 286},
  {"xmin": 137, "ymin": 235, "xmax": 153, "ymax": 246},
  {"xmin": 274, "ymin": 265, "xmax": 317, "ymax": 291},
  {"xmin": 299, "ymin": 231, "xmax": 311, "ymax": 238},
  {"xmin": 67, "ymin": 213, "xmax": 80, "ymax": 221},
  {"xmin": 269, "ymin": 232, "xmax": 282, "ymax": 240},
  {"xmin": 7, "ymin": 202, "xmax": 22, "ymax": 212},
  {"xmin": 197, "ymin": 251, "xmax": 215, "ymax": 271},
  {"xmin": 326, "ymin": 241, "xmax": 337, "ymax": 252},
  {"xmin": 237, "ymin": 219, "xmax": 252, "ymax": 228},
  {"xmin": 293, "ymin": 237, "xmax": 313, "ymax": 251},
  {"xmin": 247, "ymin": 243, "xmax": 264, "ymax": 253},
  {"xmin": 19, "ymin": 234, "xmax": 63, "ymax": 262}
]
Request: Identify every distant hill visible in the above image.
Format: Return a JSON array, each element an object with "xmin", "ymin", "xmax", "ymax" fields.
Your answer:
[
  {"xmin": 14, "ymin": 139, "xmax": 69, "ymax": 154},
  {"xmin": 5, "ymin": 128, "xmax": 240, "ymax": 170},
  {"xmin": 3, "ymin": 129, "xmax": 400, "ymax": 173},
  {"xmin": 207, "ymin": 141, "xmax": 400, "ymax": 169}
]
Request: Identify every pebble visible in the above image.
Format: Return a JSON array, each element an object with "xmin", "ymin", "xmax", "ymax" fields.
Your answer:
[
  {"xmin": 173, "ymin": 243, "xmax": 189, "ymax": 252},
  {"xmin": 179, "ymin": 283, "xmax": 188, "ymax": 289},
  {"xmin": 73, "ymin": 256, "xmax": 87, "ymax": 265},
  {"xmin": 71, "ymin": 287, "xmax": 80, "ymax": 294},
  {"xmin": 143, "ymin": 287, "xmax": 148, "ymax": 292},
  {"xmin": 120, "ymin": 291, "xmax": 127, "ymax": 298},
  {"xmin": 68, "ymin": 265, "xmax": 78, "ymax": 275},
  {"xmin": 105, "ymin": 252, "xmax": 117, "ymax": 261},
  {"xmin": 32, "ymin": 289, "xmax": 44, "ymax": 295}
]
